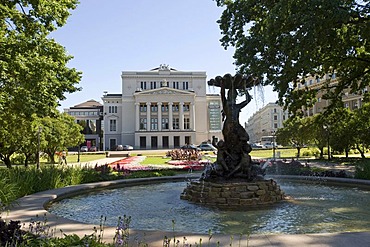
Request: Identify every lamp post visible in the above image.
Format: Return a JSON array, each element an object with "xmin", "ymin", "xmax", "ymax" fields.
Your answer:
[
  {"xmin": 323, "ymin": 125, "xmax": 331, "ymax": 161},
  {"xmin": 37, "ymin": 126, "xmax": 42, "ymax": 169},
  {"xmin": 271, "ymin": 130, "xmax": 278, "ymax": 174},
  {"xmin": 271, "ymin": 130, "xmax": 276, "ymax": 161},
  {"xmin": 77, "ymin": 145, "xmax": 80, "ymax": 162}
]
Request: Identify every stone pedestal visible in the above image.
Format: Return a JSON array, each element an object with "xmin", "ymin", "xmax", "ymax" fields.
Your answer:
[{"xmin": 180, "ymin": 179, "xmax": 285, "ymax": 209}]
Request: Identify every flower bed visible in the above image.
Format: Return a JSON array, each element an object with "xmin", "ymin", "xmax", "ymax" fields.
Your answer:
[{"xmin": 105, "ymin": 156, "xmax": 210, "ymax": 172}]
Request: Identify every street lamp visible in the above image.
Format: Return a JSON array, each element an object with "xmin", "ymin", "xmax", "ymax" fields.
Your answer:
[
  {"xmin": 271, "ymin": 130, "xmax": 278, "ymax": 174},
  {"xmin": 323, "ymin": 125, "xmax": 331, "ymax": 160},
  {"xmin": 77, "ymin": 145, "xmax": 80, "ymax": 162},
  {"xmin": 271, "ymin": 130, "xmax": 276, "ymax": 161},
  {"xmin": 37, "ymin": 126, "xmax": 42, "ymax": 169}
]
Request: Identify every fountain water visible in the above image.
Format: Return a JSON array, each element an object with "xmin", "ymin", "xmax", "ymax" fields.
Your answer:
[{"xmin": 181, "ymin": 74, "xmax": 285, "ymax": 208}]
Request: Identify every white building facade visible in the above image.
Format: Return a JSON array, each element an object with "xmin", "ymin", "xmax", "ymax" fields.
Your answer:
[
  {"xmin": 102, "ymin": 65, "xmax": 222, "ymax": 150},
  {"xmin": 245, "ymin": 103, "xmax": 289, "ymax": 143}
]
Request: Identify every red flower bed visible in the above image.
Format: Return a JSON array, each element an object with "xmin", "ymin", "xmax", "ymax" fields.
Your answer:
[{"xmin": 95, "ymin": 156, "xmax": 212, "ymax": 172}]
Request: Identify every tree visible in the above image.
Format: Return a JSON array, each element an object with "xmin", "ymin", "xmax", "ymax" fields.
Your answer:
[
  {"xmin": 0, "ymin": 0, "xmax": 81, "ymax": 117},
  {"xmin": 40, "ymin": 113, "xmax": 84, "ymax": 164},
  {"xmin": 276, "ymin": 116, "xmax": 310, "ymax": 157},
  {"xmin": 350, "ymin": 102, "xmax": 370, "ymax": 158},
  {"xmin": 325, "ymin": 108, "xmax": 355, "ymax": 158},
  {"xmin": 0, "ymin": 114, "xmax": 25, "ymax": 168},
  {"xmin": 215, "ymin": 0, "xmax": 370, "ymax": 114},
  {"xmin": 0, "ymin": 1, "xmax": 81, "ymax": 166}
]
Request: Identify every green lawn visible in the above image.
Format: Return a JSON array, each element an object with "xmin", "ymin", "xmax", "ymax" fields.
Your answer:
[
  {"xmin": 40, "ymin": 153, "xmax": 107, "ymax": 164},
  {"xmin": 250, "ymin": 148, "xmax": 305, "ymax": 159}
]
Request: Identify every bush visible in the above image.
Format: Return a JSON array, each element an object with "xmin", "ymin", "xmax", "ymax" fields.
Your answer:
[
  {"xmin": 301, "ymin": 148, "xmax": 320, "ymax": 157},
  {"xmin": 0, "ymin": 177, "xmax": 18, "ymax": 209},
  {"xmin": 354, "ymin": 159, "xmax": 370, "ymax": 180}
]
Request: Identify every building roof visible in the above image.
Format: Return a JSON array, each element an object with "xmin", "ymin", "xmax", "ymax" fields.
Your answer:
[{"xmin": 73, "ymin": 99, "xmax": 103, "ymax": 108}]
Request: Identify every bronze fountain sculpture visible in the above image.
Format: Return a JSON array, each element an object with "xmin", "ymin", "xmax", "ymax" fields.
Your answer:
[{"xmin": 181, "ymin": 73, "xmax": 285, "ymax": 209}]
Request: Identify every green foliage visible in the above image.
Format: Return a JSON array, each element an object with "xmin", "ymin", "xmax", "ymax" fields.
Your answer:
[
  {"xmin": 301, "ymin": 148, "xmax": 320, "ymax": 157},
  {"xmin": 276, "ymin": 116, "xmax": 311, "ymax": 157},
  {"xmin": 0, "ymin": 217, "xmax": 110, "ymax": 247},
  {"xmin": 10, "ymin": 153, "xmax": 26, "ymax": 165},
  {"xmin": 354, "ymin": 159, "xmax": 370, "ymax": 179},
  {"xmin": 0, "ymin": 219, "xmax": 25, "ymax": 246},
  {"xmin": 0, "ymin": 177, "xmax": 18, "ymax": 208},
  {"xmin": 0, "ymin": 163, "xmax": 178, "ymax": 207},
  {"xmin": 38, "ymin": 113, "xmax": 84, "ymax": 163},
  {"xmin": 215, "ymin": 0, "xmax": 370, "ymax": 114},
  {"xmin": 0, "ymin": 1, "xmax": 81, "ymax": 167}
]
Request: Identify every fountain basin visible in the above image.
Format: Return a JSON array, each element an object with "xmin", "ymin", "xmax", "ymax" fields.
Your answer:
[{"xmin": 47, "ymin": 175, "xmax": 370, "ymax": 235}]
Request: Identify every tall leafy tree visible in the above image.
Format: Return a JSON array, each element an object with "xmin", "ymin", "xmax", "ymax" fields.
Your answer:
[
  {"xmin": 0, "ymin": 0, "xmax": 81, "ymax": 165},
  {"xmin": 350, "ymin": 102, "xmax": 370, "ymax": 158},
  {"xmin": 0, "ymin": 0, "xmax": 81, "ymax": 116},
  {"xmin": 326, "ymin": 108, "xmax": 355, "ymax": 158},
  {"xmin": 215, "ymin": 0, "xmax": 370, "ymax": 114},
  {"xmin": 39, "ymin": 113, "xmax": 84, "ymax": 163},
  {"xmin": 276, "ymin": 116, "xmax": 310, "ymax": 157}
]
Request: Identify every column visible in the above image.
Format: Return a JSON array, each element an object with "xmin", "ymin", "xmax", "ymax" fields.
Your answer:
[
  {"xmin": 158, "ymin": 102, "xmax": 162, "ymax": 131},
  {"xmin": 179, "ymin": 102, "xmax": 184, "ymax": 131},
  {"xmin": 169, "ymin": 102, "xmax": 173, "ymax": 131},
  {"xmin": 135, "ymin": 103, "xmax": 140, "ymax": 131},
  {"xmin": 146, "ymin": 102, "xmax": 151, "ymax": 131},
  {"xmin": 191, "ymin": 102, "xmax": 196, "ymax": 131}
]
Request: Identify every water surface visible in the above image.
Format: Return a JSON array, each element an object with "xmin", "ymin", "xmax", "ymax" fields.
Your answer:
[{"xmin": 49, "ymin": 179, "xmax": 370, "ymax": 235}]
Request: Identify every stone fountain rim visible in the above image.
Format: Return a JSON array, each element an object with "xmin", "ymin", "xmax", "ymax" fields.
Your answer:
[{"xmin": 6, "ymin": 173, "xmax": 370, "ymax": 245}]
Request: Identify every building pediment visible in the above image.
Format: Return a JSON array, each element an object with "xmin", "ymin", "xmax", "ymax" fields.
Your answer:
[{"xmin": 134, "ymin": 88, "xmax": 195, "ymax": 96}]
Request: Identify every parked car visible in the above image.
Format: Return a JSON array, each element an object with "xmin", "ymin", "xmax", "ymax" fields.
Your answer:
[
  {"xmin": 264, "ymin": 142, "xmax": 282, "ymax": 149},
  {"xmin": 198, "ymin": 143, "xmax": 217, "ymax": 151},
  {"xmin": 89, "ymin": 146, "xmax": 97, "ymax": 152},
  {"xmin": 122, "ymin": 145, "xmax": 133, "ymax": 150},
  {"xmin": 80, "ymin": 146, "xmax": 88, "ymax": 152},
  {"xmin": 250, "ymin": 143, "xmax": 265, "ymax": 149},
  {"xmin": 115, "ymin": 145, "xmax": 124, "ymax": 151},
  {"xmin": 181, "ymin": 144, "xmax": 201, "ymax": 151}
]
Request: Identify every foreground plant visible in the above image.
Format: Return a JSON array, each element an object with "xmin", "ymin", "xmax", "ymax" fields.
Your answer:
[{"xmin": 113, "ymin": 215, "xmax": 132, "ymax": 247}]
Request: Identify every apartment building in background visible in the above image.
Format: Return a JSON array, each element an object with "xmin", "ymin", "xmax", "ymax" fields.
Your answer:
[
  {"xmin": 245, "ymin": 103, "xmax": 289, "ymax": 143},
  {"xmin": 298, "ymin": 73, "xmax": 367, "ymax": 116}
]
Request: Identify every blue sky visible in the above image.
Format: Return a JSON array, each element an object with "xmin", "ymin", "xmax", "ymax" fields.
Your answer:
[{"xmin": 53, "ymin": 0, "xmax": 278, "ymax": 123}]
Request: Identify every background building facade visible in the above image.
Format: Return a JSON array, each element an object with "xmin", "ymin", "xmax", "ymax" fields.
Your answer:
[
  {"xmin": 299, "ymin": 73, "xmax": 367, "ymax": 116},
  {"xmin": 64, "ymin": 99, "xmax": 104, "ymax": 151},
  {"xmin": 245, "ymin": 103, "xmax": 289, "ymax": 143},
  {"xmin": 102, "ymin": 65, "xmax": 222, "ymax": 150}
]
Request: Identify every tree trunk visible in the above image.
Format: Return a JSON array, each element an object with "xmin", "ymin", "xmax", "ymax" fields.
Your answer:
[
  {"xmin": 24, "ymin": 153, "xmax": 32, "ymax": 167},
  {"xmin": 296, "ymin": 147, "xmax": 301, "ymax": 158},
  {"xmin": 356, "ymin": 144, "xmax": 366, "ymax": 159},
  {"xmin": 319, "ymin": 147, "xmax": 324, "ymax": 159},
  {"xmin": 3, "ymin": 156, "xmax": 12, "ymax": 168}
]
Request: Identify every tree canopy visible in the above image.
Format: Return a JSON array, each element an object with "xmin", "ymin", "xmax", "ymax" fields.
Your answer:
[
  {"xmin": 215, "ymin": 0, "xmax": 370, "ymax": 113},
  {"xmin": 0, "ymin": 0, "xmax": 82, "ymax": 167},
  {"xmin": 0, "ymin": 0, "xmax": 81, "ymax": 117}
]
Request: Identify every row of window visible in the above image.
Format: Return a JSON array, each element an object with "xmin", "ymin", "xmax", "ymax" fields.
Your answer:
[
  {"xmin": 109, "ymin": 118, "xmax": 191, "ymax": 132},
  {"xmin": 140, "ymin": 81, "xmax": 189, "ymax": 90},
  {"xmin": 139, "ymin": 117, "xmax": 190, "ymax": 130},
  {"xmin": 108, "ymin": 106, "xmax": 118, "ymax": 113},
  {"xmin": 298, "ymin": 73, "xmax": 337, "ymax": 88},
  {"xmin": 139, "ymin": 103, "xmax": 190, "ymax": 112},
  {"xmin": 68, "ymin": 111, "xmax": 100, "ymax": 116}
]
